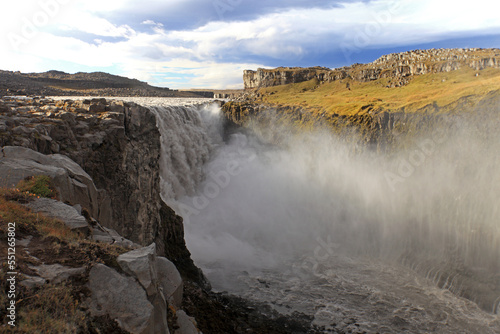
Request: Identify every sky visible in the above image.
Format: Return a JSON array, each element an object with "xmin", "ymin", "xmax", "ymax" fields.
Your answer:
[{"xmin": 1, "ymin": 0, "xmax": 499, "ymax": 89}]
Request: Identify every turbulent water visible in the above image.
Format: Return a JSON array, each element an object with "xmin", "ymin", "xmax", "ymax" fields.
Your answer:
[{"xmin": 142, "ymin": 98, "xmax": 500, "ymax": 333}]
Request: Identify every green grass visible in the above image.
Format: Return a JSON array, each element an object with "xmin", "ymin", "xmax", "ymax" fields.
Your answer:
[
  {"xmin": 258, "ymin": 67, "xmax": 500, "ymax": 115},
  {"xmin": 16, "ymin": 175, "xmax": 58, "ymax": 199}
]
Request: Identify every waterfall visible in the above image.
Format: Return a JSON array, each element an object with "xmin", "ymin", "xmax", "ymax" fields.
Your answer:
[
  {"xmin": 150, "ymin": 102, "xmax": 223, "ymax": 200},
  {"xmin": 147, "ymin": 99, "xmax": 500, "ymax": 333}
]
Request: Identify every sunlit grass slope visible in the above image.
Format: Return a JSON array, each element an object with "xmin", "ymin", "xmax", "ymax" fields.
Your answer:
[{"xmin": 258, "ymin": 67, "xmax": 500, "ymax": 115}]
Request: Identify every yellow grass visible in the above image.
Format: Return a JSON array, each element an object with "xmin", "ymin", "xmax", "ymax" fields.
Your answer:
[
  {"xmin": 258, "ymin": 67, "xmax": 500, "ymax": 115},
  {"xmin": 0, "ymin": 195, "xmax": 80, "ymax": 241}
]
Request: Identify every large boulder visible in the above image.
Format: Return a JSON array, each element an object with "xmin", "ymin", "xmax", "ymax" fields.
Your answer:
[
  {"xmin": 88, "ymin": 264, "xmax": 155, "ymax": 334},
  {"xmin": 116, "ymin": 244, "xmax": 171, "ymax": 334},
  {"xmin": 0, "ymin": 146, "xmax": 106, "ymax": 222},
  {"xmin": 117, "ymin": 243, "xmax": 158, "ymax": 297}
]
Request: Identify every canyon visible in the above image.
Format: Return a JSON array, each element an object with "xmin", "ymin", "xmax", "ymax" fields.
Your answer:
[{"xmin": 1, "ymin": 48, "xmax": 500, "ymax": 333}]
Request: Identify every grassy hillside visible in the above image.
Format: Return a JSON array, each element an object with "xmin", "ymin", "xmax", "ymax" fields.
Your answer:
[{"xmin": 258, "ymin": 66, "xmax": 500, "ymax": 115}]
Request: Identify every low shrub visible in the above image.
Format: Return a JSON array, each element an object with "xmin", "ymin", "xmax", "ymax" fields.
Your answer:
[{"xmin": 16, "ymin": 175, "xmax": 58, "ymax": 199}]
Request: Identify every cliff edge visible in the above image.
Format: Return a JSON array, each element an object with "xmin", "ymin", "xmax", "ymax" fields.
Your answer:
[{"xmin": 244, "ymin": 48, "xmax": 500, "ymax": 89}]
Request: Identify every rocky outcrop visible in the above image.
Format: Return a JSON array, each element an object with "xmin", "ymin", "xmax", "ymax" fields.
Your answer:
[
  {"xmin": 0, "ymin": 146, "xmax": 103, "ymax": 222},
  {"xmin": 243, "ymin": 67, "xmax": 331, "ymax": 89},
  {"xmin": 223, "ymin": 89, "xmax": 500, "ymax": 153},
  {"xmin": 244, "ymin": 48, "xmax": 500, "ymax": 89},
  {"xmin": 0, "ymin": 98, "xmax": 199, "ymax": 281},
  {"xmin": 0, "ymin": 146, "xmax": 199, "ymax": 333},
  {"xmin": 88, "ymin": 243, "xmax": 200, "ymax": 334}
]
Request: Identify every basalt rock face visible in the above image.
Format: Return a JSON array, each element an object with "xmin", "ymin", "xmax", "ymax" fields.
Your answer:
[
  {"xmin": 244, "ymin": 48, "xmax": 500, "ymax": 89},
  {"xmin": 243, "ymin": 67, "xmax": 331, "ymax": 89},
  {"xmin": 222, "ymin": 89, "xmax": 500, "ymax": 152},
  {"xmin": 0, "ymin": 97, "xmax": 200, "ymax": 283}
]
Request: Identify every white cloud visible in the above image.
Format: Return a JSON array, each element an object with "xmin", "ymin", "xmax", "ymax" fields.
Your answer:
[
  {"xmin": 1, "ymin": 0, "xmax": 499, "ymax": 88},
  {"xmin": 121, "ymin": 59, "xmax": 269, "ymax": 89},
  {"xmin": 142, "ymin": 20, "xmax": 164, "ymax": 28},
  {"xmin": 58, "ymin": 11, "xmax": 135, "ymax": 37}
]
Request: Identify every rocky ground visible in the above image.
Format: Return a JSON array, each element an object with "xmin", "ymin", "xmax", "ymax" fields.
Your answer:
[{"xmin": 0, "ymin": 97, "xmax": 320, "ymax": 333}]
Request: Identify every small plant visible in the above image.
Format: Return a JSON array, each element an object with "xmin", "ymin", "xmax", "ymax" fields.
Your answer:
[{"xmin": 16, "ymin": 175, "xmax": 58, "ymax": 199}]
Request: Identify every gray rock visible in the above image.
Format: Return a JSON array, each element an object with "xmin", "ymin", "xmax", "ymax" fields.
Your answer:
[
  {"xmin": 0, "ymin": 146, "xmax": 101, "ymax": 221},
  {"xmin": 82, "ymin": 131, "xmax": 106, "ymax": 146},
  {"xmin": 29, "ymin": 264, "xmax": 85, "ymax": 284},
  {"xmin": 157, "ymin": 257, "xmax": 183, "ymax": 308},
  {"xmin": 91, "ymin": 224, "xmax": 138, "ymax": 249},
  {"xmin": 17, "ymin": 236, "xmax": 33, "ymax": 247},
  {"xmin": 20, "ymin": 275, "xmax": 47, "ymax": 289},
  {"xmin": 25, "ymin": 198, "xmax": 89, "ymax": 232},
  {"xmin": 12, "ymin": 125, "xmax": 33, "ymax": 135},
  {"xmin": 88, "ymin": 103, "xmax": 106, "ymax": 113},
  {"xmin": 175, "ymin": 310, "xmax": 199, "ymax": 334},
  {"xmin": 59, "ymin": 111, "xmax": 76, "ymax": 126},
  {"xmin": 117, "ymin": 243, "xmax": 157, "ymax": 296},
  {"xmin": 116, "ymin": 244, "xmax": 172, "ymax": 333},
  {"xmin": 0, "ymin": 151, "xmax": 67, "ymax": 188},
  {"xmin": 151, "ymin": 288, "xmax": 169, "ymax": 334},
  {"xmin": 73, "ymin": 204, "xmax": 82, "ymax": 214},
  {"xmin": 88, "ymin": 264, "xmax": 154, "ymax": 334}
]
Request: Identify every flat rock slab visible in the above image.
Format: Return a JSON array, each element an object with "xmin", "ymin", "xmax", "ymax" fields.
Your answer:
[
  {"xmin": 28, "ymin": 264, "xmax": 85, "ymax": 284},
  {"xmin": 20, "ymin": 275, "xmax": 47, "ymax": 289},
  {"xmin": 25, "ymin": 198, "xmax": 89, "ymax": 232},
  {"xmin": 0, "ymin": 156, "xmax": 66, "ymax": 188},
  {"xmin": 91, "ymin": 225, "xmax": 138, "ymax": 249}
]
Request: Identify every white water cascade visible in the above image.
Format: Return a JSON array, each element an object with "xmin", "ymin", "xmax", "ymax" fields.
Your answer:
[{"xmin": 146, "ymin": 98, "xmax": 500, "ymax": 333}]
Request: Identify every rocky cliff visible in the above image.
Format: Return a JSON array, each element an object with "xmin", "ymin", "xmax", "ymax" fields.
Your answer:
[
  {"xmin": 223, "ymin": 88, "xmax": 500, "ymax": 154},
  {"xmin": 0, "ymin": 97, "xmax": 314, "ymax": 333},
  {"xmin": 0, "ymin": 97, "xmax": 193, "ymax": 269},
  {"xmin": 244, "ymin": 48, "xmax": 500, "ymax": 89},
  {"xmin": 0, "ymin": 143, "xmax": 196, "ymax": 333}
]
